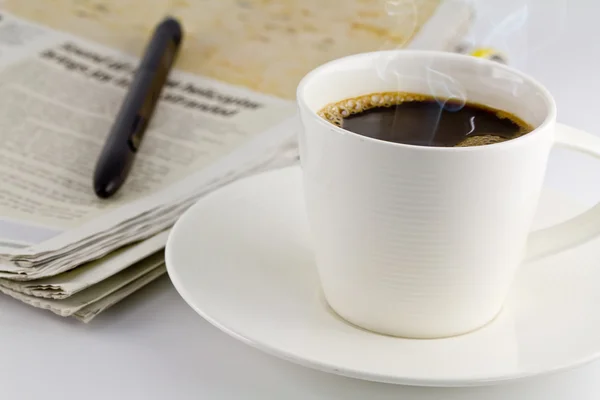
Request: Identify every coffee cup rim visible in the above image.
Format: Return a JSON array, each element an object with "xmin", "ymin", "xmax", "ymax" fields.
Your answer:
[{"xmin": 296, "ymin": 50, "xmax": 557, "ymax": 152}]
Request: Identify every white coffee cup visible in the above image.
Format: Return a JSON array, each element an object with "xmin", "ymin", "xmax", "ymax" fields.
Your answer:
[{"xmin": 297, "ymin": 50, "xmax": 600, "ymax": 339}]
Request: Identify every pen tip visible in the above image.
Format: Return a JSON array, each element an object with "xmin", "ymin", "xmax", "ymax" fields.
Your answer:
[
  {"xmin": 159, "ymin": 16, "xmax": 183, "ymax": 43},
  {"xmin": 94, "ymin": 179, "xmax": 120, "ymax": 199}
]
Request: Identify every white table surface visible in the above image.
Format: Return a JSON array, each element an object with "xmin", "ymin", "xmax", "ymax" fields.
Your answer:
[{"xmin": 3, "ymin": 1, "xmax": 600, "ymax": 399}]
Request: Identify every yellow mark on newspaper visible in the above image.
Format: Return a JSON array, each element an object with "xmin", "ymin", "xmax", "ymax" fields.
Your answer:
[{"xmin": 3, "ymin": 0, "xmax": 441, "ymax": 98}]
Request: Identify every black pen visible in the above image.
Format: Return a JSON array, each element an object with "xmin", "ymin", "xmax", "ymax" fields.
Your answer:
[{"xmin": 93, "ymin": 17, "xmax": 183, "ymax": 198}]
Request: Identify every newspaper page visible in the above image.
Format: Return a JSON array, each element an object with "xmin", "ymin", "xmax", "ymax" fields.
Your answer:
[
  {"xmin": 0, "ymin": 0, "xmax": 475, "ymax": 318},
  {"xmin": 1, "ymin": 0, "xmax": 442, "ymax": 99},
  {"xmin": 0, "ymin": 230, "xmax": 169, "ymax": 298},
  {"xmin": 0, "ymin": 253, "xmax": 165, "ymax": 317},
  {"xmin": 0, "ymin": 1, "xmax": 472, "ymax": 264},
  {"xmin": 0, "ymin": 11, "xmax": 296, "ymax": 251},
  {"xmin": 74, "ymin": 265, "xmax": 167, "ymax": 323}
]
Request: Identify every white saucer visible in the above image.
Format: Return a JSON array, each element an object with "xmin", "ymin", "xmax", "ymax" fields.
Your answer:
[{"xmin": 166, "ymin": 166, "xmax": 600, "ymax": 387}]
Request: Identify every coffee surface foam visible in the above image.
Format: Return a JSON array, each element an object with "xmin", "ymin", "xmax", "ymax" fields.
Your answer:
[{"xmin": 318, "ymin": 92, "xmax": 532, "ymax": 147}]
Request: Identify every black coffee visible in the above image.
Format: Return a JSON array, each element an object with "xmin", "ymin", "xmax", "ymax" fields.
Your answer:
[{"xmin": 318, "ymin": 92, "xmax": 532, "ymax": 147}]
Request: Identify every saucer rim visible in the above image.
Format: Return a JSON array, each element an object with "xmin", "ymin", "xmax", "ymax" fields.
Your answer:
[{"xmin": 166, "ymin": 165, "xmax": 600, "ymax": 387}]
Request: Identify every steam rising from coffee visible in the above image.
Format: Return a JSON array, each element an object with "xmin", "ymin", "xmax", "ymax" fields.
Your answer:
[
  {"xmin": 423, "ymin": 67, "xmax": 468, "ymax": 144},
  {"xmin": 370, "ymin": 0, "xmax": 475, "ymax": 145},
  {"xmin": 372, "ymin": 58, "xmax": 471, "ymax": 146},
  {"xmin": 316, "ymin": 0, "xmax": 542, "ymax": 147}
]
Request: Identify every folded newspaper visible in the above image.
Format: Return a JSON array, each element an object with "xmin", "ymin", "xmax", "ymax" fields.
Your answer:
[{"xmin": 0, "ymin": 0, "xmax": 473, "ymax": 321}]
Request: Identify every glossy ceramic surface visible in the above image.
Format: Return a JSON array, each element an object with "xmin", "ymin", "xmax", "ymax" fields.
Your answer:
[{"xmin": 166, "ymin": 165, "xmax": 600, "ymax": 387}]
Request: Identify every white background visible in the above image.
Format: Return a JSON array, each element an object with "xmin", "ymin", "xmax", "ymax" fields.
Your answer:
[{"xmin": 2, "ymin": 0, "xmax": 600, "ymax": 398}]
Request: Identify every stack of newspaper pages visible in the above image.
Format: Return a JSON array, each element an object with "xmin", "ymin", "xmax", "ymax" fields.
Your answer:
[{"xmin": 0, "ymin": 0, "xmax": 472, "ymax": 321}]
